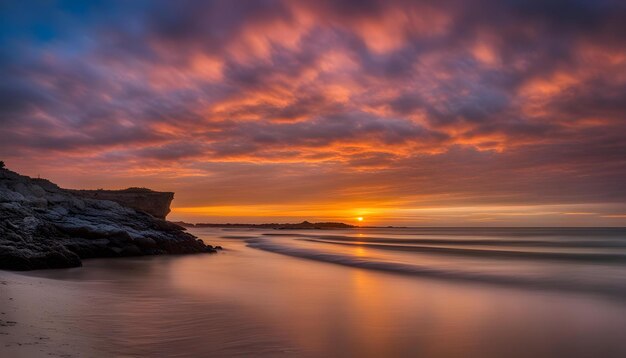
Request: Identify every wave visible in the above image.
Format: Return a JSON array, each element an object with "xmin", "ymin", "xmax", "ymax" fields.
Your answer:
[
  {"xmin": 262, "ymin": 233, "xmax": 626, "ymax": 248},
  {"xmin": 263, "ymin": 227, "xmax": 626, "ymax": 237},
  {"xmin": 299, "ymin": 239, "xmax": 626, "ymax": 263},
  {"xmin": 245, "ymin": 238, "xmax": 626, "ymax": 298}
]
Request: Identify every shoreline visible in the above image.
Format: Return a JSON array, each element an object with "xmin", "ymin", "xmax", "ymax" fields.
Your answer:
[
  {"xmin": 0, "ymin": 270, "xmax": 98, "ymax": 357},
  {"xmin": 3, "ymin": 226, "xmax": 626, "ymax": 357}
]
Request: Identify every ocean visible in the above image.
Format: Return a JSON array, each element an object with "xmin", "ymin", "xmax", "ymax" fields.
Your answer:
[{"xmin": 8, "ymin": 227, "xmax": 626, "ymax": 357}]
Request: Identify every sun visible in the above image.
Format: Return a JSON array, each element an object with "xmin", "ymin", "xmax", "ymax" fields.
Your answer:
[{"xmin": 356, "ymin": 217, "xmax": 364, "ymax": 222}]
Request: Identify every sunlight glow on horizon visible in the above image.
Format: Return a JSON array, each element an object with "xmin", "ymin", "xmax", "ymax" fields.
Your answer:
[{"xmin": 169, "ymin": 203, "xmax": 626, "ymax": 226}]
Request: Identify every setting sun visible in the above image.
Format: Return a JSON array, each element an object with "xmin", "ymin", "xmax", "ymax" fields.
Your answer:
[{"xmin": 356, "ymin": 217, "xmax": 364, "ymax": 222}]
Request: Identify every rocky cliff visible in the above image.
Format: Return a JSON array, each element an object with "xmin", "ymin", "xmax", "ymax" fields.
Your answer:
[
  {"xmin": 67, "ymin": 188, "xmax": 174, "ymax": 219},
  {"xmin": 0, "ymin": 168, "xmax": 218, "ymax": 271}
]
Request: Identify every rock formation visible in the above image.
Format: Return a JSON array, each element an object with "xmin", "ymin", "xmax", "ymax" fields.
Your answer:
[
  {"xmin": 0, "ymin": 168, "xmax": 217, "ymax": 271},
  {"xmin": 67, "ymin": 188, "xmax": 174, "ymax": 219}
]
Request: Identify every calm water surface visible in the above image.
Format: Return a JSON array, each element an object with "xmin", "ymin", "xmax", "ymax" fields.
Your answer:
[{"xmin": 16, "ymin": 227, "xmax": 626, "ymax": 357}]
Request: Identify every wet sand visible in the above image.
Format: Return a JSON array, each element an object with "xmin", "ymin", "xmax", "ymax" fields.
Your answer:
[{"xmin": 0, "ymin": 271, "xmax": 99, "ymax": 357}]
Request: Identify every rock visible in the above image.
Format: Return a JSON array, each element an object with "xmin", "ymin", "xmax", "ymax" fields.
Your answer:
[
  {"xmin": 49, "ymin": 205, "xmax": 68, "ymax": 218},
  {"xmin": 66, "ymin": 188, "xmax": 174, "ymax": 219},
  {"xmin": 0, "ymin": 190, "xmax": 25, "ymax": 203},
  {"xmin": 0, "ymin": 168, "xmax": 218, "ymax": 271},
  {"xmin": 120, "ymin": 244, "xmax": 142, "ymax": 257},
  {"xmin": 133, "ymin": 236, "xmax": 157, "ymax": 249},
  {"xmin": 22, "ymin": 216, "xmax": 40, "ymax": 232},
  {"xmin": 29, "ymin": 185, "xmax": 46, "ymax": 198}
]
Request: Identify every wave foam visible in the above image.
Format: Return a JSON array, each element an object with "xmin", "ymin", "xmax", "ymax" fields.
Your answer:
[{"xmin": 246, "ymin": 238, "xmax": 626, "ymax": 299}]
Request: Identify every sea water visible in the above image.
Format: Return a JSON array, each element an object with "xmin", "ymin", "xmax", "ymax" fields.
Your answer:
[{"xmin": 13, "ymin": 227, "xmax": 626, "ymax": 357}]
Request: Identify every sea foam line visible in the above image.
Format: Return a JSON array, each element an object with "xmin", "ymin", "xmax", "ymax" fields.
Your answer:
[
  {"xmin": 299, "ymin": 239, "xmax": 626, "ymax": 263},
  {"xmin": 246, "ymin": 238, "xmax": 626, "ymax": 299}
]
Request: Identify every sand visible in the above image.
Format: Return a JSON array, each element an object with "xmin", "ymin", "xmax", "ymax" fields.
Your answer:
[{"xmin": 0, "ymin": 270, "xmax": 98, "ymax": 358}]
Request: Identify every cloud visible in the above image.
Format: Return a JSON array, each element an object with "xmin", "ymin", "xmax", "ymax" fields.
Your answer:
[{"xmin": 1, "ymin": 0, "xmax": 625, "ymax": 223}]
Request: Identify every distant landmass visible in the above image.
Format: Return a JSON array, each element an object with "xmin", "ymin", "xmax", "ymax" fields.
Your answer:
[{"xmin": 174, "ymin": 220, "xmax": 357, "ymax": 230}]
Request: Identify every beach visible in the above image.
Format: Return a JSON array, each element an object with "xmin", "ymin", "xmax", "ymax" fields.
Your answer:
[{"xmin": 2, "ymin": 227, "xmax": 626, "ymax": 357}]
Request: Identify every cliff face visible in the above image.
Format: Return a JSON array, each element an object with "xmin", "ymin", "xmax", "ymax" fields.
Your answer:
[
  {"xmin": 0, "ymin": 169, "xmax": 217, "ymax": 271},
  {"xmin": 67, "ymin": 189, "xmax": 174, "ymax": 219}
]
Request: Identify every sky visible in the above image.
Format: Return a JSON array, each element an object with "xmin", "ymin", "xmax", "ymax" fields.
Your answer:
[{"xmin": 1, "ymin": 0, "xmax": 625, "ymax": 226}]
